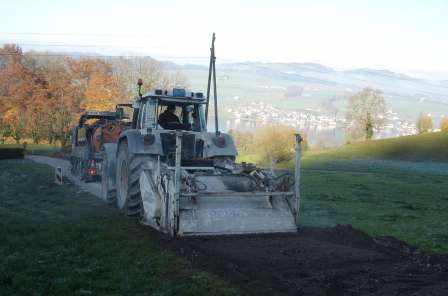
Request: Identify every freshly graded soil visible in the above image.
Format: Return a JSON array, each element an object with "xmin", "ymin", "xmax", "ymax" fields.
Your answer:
[{"xmin": 160, "ymin": 225, "xmax": 448, "ymax": 296}]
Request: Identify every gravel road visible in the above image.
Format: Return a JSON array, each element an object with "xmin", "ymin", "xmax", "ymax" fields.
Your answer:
[{"xmin": 26, "ymin": 155, "xmax": 102, "ymax": 197}]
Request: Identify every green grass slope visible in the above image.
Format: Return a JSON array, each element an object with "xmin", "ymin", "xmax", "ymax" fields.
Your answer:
[
  {"xmin": 0, "ymin": 160, "xmax": 238, "ymax": 295},
  {"xmin": 0, "ymin": 143, "xmax": 61, "ymax": 157},
  {"xmin": 304, "ymin": 132, "xmax": 448, "ymax": 163}
]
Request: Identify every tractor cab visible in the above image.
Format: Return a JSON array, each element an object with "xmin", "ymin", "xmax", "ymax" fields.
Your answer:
[
  {"xmin": 132, "ymin": 88, "xmax": 211, "ymax": 165},
  {"xmin": 136, "ymin": 88, "xmax": 207, "ymax": 132}
]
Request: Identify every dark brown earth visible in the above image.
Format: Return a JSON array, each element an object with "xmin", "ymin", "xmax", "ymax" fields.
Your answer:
[{"xmin": 157, "ymin": 225, "xmax": 448, "ymax": 296}]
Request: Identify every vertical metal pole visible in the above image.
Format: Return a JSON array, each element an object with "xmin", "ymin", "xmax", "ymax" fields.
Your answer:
[
  {"xmin": 173, "ymin": 131, "xmax": 182, "ymax": 235},
  {"xmin": 212, "ymin": 45, "xmax": 219, "ymax": 135},
  {"xmin": 294, "ymin": 134, "xmax": 303, "ymax": 225},
  {"xmin": 205, "ymin": 33, "xmax": 215, "ymax": 124}
]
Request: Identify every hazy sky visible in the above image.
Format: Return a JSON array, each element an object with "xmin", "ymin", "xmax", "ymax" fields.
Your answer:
[{"xmin": 2, "ymin": 0, "xmax": 448, "ymax": 77}]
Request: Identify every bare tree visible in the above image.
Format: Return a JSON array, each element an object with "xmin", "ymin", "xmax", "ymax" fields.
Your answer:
[
  {"xmin": 345, "ymin": 87, "xmax": 387, "ymax": 141},
  {"xmin": 417, "ymin": 113, "xmax": 433, "ymax": 133},
  {"xmin": 441, "ymin": 116, "xmax": 448, "ymax": 132}
]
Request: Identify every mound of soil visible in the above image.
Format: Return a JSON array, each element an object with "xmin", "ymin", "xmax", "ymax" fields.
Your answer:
[{"xmin": 160, "ymin": 225, "xmax": 448, "ymax": 296}]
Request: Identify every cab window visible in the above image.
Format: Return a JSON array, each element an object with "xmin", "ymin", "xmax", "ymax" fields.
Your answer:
[
  {"xmin": 76, "ymin": 127, "xmax": 87, "ymax": 146},
  {"xmin": 139, "ymin": 99, "xmax": 157, "ymax": 130},
  {"xmin": 157, "ymin": 103, "xmax": 205, "ymax": 131}
]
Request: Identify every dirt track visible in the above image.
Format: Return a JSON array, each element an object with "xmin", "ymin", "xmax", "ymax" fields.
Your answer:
[
  {"xmin": 28, "ymin": 156, "xmax": 448, "ymax": 296},
  {"xmin": 155, "ymin": 226, "xmax": 448, "ymax": 296},
  {"xmin": 27, "ymin": 155, "xmax": 101, "ymax": 196}
]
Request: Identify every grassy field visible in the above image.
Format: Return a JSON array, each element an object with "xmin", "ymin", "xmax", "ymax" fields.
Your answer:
[
  {"xmin": 298, "ymin": 132, "xmax": 448, "ymax": 253},
  {"xmin": 0, "ymin": 160, "xmax": 238, "ymax": 295},
  {"xmin": 303, "ymin": 132, "xmax": 448, "ymax": 163},
  {"xmin": 0, "ymin": 143, "xmax": 62, "ymax": 157},
  {"xmin": 299, "ymin": 163, "xmax": 448, "ymax": 253}
]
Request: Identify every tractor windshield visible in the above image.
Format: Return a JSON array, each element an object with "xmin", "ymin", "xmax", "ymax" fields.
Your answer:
[
  {"xmin": 157, "ymin": 102, "xmax": 206, "ymax": 131},
  {"xmin": 139, "ymin": 97, "xmax": 206, "ymax": 132}
]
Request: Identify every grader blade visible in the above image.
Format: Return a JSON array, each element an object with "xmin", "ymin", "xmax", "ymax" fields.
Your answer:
[{"xmin": 178, "ymin": 193, "xmax": 297, "ymax": 236}]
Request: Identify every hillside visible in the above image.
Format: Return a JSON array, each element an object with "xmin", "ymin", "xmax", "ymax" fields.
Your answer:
[
  {"xmin": 181, "ymin": 62, "xmax": 448, "ymax": 102},
  {"xmin": 304, "ymin": 131, "xmax": 448, "ymax": 163},
  {"xmin": 179, "ymin": 62, "xmax": 448, "ymax": 122}
]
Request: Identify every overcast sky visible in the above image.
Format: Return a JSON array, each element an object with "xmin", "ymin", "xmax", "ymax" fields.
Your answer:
[{"xmin": 2, "ymin": 0, "xmax": 448, "ymax": 78}]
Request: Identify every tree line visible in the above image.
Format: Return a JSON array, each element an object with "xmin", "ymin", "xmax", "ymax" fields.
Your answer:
[
  {"xmin": 0, "ymin": 44, "xmax": 186, "ymax": 145},
  {"xmin": 416, "ymin": 113, "xmax": 448, "ymax": 133}
]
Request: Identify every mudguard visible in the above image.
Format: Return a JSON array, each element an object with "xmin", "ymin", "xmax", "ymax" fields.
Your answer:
[
  {"xmin": 203, "ymin": 132, "xmax": 238, "ymax": 158},
  {"xmin": 116, "ymin": 130, "xmax": 236, "ymax": 162},
  {"xmin": 117, "ymin": 129, "xmax": 164, "ymax": 156}
]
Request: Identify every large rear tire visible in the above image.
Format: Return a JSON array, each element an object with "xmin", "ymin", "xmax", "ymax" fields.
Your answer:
[
  {"xmin": 101, "ymin": 152, "xmax": 116, "ymax": 204},
  {"xmin": 115, "ymin": 141, "xmax": 150, "ymax": 218}
]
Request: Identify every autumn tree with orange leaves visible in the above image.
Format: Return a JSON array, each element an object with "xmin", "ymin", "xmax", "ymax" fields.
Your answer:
[
  {"xmin": 0, "ymin": 45, "xmax": 48, "ymax": 143},
  {"xmin": 0, "ymin": 44, "xmax": 186, "ymax": 145},
  {"xmin": 71, "ymin": 59, "xmax": 120, "ymax": 111}
]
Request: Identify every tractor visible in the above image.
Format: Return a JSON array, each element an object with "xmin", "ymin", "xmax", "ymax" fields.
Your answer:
[
  {"xmin": 101, "ymin": 34, "xmax": 303, "ymax": 236},
  {"xmin": 70, "ymin": 104, "xmax": 132, "ymax": 181}
]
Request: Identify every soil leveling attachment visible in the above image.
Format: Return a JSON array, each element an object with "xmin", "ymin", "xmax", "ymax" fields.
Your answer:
[{"xmin": 137, "ymin": 132, "xmax": 303, "ymax": 236}]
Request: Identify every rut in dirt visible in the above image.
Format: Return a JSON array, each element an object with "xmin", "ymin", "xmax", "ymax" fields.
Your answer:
[{"xmin": 159, "ymin": 224, "xmax": 448, "ymax": 296}]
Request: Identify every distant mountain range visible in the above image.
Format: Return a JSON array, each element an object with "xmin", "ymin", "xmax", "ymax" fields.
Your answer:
[
  {"xmin": 179, "ymin": 61, "xmax": 448, "ymax": 101},
  {"xmin": 171, "ymin": 61, "xmax": 448, "ymax": 122}
]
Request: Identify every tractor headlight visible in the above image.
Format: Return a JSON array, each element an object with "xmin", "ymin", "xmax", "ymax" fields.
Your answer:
[
  {"xmin": 212, "ymin": 136, "xmax": 226, "ymax": 148},
  {"xmin": 143, "ymin": 134, "xmax": 155, "ymax": 146}
]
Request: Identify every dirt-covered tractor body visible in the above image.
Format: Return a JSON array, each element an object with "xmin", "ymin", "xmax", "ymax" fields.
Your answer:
[{"xmin": 101, "ymin": 88, "xmax": 302, "ymax": 236}]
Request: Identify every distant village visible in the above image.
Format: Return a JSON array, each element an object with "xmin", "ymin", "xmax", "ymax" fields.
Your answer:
[{"xmin": 224, "ymin": 102, "xmax": 418, "ymax": 145}]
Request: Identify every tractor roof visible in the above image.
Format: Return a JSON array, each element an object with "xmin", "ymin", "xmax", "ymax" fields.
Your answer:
[{"xmin": 141, "ymin": 88, "xmax": 206, "ymax": 105}]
